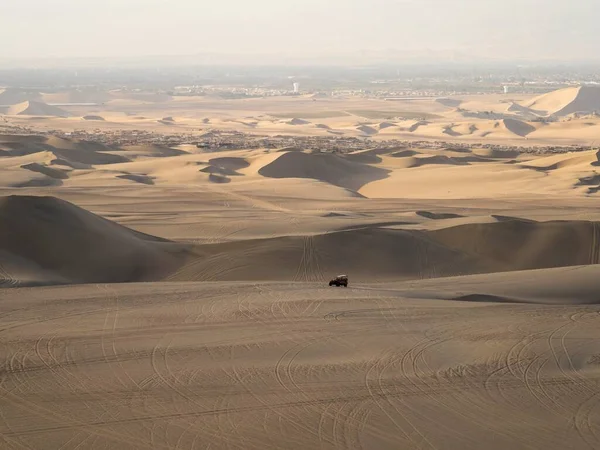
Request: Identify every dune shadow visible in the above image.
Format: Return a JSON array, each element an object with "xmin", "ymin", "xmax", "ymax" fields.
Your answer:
[
  {"xmin": 117, "ymin": 174, "xmax": 155, "ymax": 185},
  {"xmin": 416, "ymin": 211, "xmax": 464, "ymax": 220},
  {"xmin": 391, "ymin": 150, "xmax": 420, "ymax": 158},
  {"xmin": 209, "ymin": 173, "xmax": 231, "ymax": 183},
  {"xmin": 257, "ymin": 151, "xmax": 390, "ymax": 191},
  {"xmin": 451, "ymin": 293, "xmax": 526, "ymax": 304},
  {"xmin": 21, "ymin": 163, "xmax": 69, "ymax": 180},
  {"xmin": 443, "ymin": 126, "xmax": 461, "ymax": 137}
]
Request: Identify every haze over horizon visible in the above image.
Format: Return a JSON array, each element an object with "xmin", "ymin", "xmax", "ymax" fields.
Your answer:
[{"xmin": 1, "ymin": 0, "xmax": 599, "ymax": 64}]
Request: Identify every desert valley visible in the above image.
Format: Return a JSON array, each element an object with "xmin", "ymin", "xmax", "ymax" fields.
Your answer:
[{"xmin": 3, "ymin": 75, "xmax": 600, "ymax": 449}]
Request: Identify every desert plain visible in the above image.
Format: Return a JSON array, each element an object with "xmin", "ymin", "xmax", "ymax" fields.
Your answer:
[{"xmin": 3, "ymin": 85, "xmax": 600, "ymax": 449}]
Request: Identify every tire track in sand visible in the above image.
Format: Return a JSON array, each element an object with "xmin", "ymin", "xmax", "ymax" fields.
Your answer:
[{"xmin": 0, "ymin": 261, "xmax": 18, "ymax": 288}]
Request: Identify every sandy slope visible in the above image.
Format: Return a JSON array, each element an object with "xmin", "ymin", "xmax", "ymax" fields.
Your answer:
[
  {"xmin": 4, "ymin": 134, "xmax": 600, "ymax": 198},
  {"xmin": 0, "ymin": 196, "xmax": 190, "ymax": 285},
  {"xmin": 3, "ymin": 275, "xmax": 600, "ymax": 449},
  {"xmin": 256, "ymin": 151, "xmax": 390, "ymax": 191},
  {"xmin": 524, "ymin": 85, "xmax": 600, "ymax": 117},
  {"xmin": 6, "ymin": 101, "xmax": 72, "ymax": 117},
  {"xmin": 4, "ymin": 127, "xmax": 600, "ymax": 448},
  {"xmin": 168, "ymin": 218, "xmax": 600, "ymax": 283},
  {"xmin": 1, "ymin": 195, "xmax": 599, "ymax": 287}
]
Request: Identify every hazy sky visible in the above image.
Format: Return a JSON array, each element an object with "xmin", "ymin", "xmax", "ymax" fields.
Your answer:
[{"xmin": 1, "ymin": 0, "xmax": 599, "ymax": 62}]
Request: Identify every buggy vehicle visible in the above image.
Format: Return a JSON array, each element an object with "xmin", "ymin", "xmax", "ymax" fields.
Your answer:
[{"xmin": 329, "ymin": 274, "xmax": 348, "ymax": 287}]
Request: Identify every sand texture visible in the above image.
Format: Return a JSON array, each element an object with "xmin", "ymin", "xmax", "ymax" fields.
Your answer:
[
  {"xmin": 1, "ymin": 86, "xmax": 600, "ymax": 145},
  {"xmin": 3, "ymin": 85, "xmax": 600, "ymax": 449}
]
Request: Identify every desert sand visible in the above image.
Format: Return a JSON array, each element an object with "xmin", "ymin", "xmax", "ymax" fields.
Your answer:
[
  {"xmin": 2, "ymin": 85, "xmax": 600, "ymax": 145},
  {"xmin": 3, "ymin": 87, "xmax": 600, "ymax": 449}
]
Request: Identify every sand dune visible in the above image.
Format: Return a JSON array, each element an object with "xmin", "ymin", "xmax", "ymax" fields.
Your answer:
[
  {"xmin": 517, "ymin": 149, "xmax": 599, "ymax": 171},
  {"xmin": 103, "ymin": 157, "xmax": 212, "ymax": 185},
  {"xmin": 2, "ymin": 133, "xmax": 600, "ymax": 200},
  {"xmin": 9, "ymin": 194, "xmax": 597, "ymax": 287},
  {"xmin": 20, "ymin": 162, "xmax": 69, "ymax": 180},
  {"xmin": 439, "ymin": 119, "xmax": 537, "ymax": 138},
  {"xmin": 200, "ymin": 165, "xmax": 240, "ymax": 176},
  {"xmin": 3, "ymin": 89, "xmax": 600, "ymax": 449},
  {"xmin": 170, "ymin": 227, "xmax": 490, "ymax": 282},
  {"xmin": 169, "ymin": 217, "xmax": 600, "ymax": 282},
  {"xmin": 472, "ymin": 148, "xmax": 521, "ymax": 158},
  {"xmin": 208, "ymin": 173, "xmax": 231, "ymax": 183},
  {"xmin": 343, "ymin": 150, "xmax": 383, "ymax": 164},
  {"xmin": 2, "ymin": 170, "xmax": 63, "ymax": 188},
  {"xmin": 377, "ymin": 121, "xmax": 396, "ymax": 129},
  {"xmin": 49, "ymin": 157, "xmax": 92, "ymax": 170},
  {"xmin": 198, "ymin": 156, "xmax": 250, "ymax": 179},
  {"xmin": 157, "ymin": 116, "xmax": 176, "ymax": 125},
  {"xmin": 2, "ymin": 89, "xmax": 599, "ymax": 146},
  {"xmin": 399, "ymin": 120, "xmax": 429, "ymax": 132},
  {"xmin": 526, "ymin": 119, "xmax": 600, "ymax": 141},
  {"xmin": 7, "ymin": 101, "xmax": 71, "ymax": 117},
  {"xmin": 408, "ymin": 155, "xmax": 471, "ymax": 167},
  {"xmin": 390, "ymin": 149, "xmax": 420, "ymax": 157},
  {"xmin": 208, "ymin": 156, "xmax": 250, "ymax": 170},
  {"xmin": 409, "ymin": 264, "xmax": 600, "ymax": 305},
  {"xmin": 385, "ymin": 153, "xmax": 491, "ymax": 169},
  {"xmin": 116, "ymin": 173, "xmax": 155, "ymax": 185},
  {"xmin": 429, "ymin": 218, "xmax": 600, "ymax": 270},
  {"xmin": 356, "ymin": 124, "xmax": 378, "ymax": 135},
  {"xmin": 445, "ymin": 123, "xmax": 479, "ymax": 135},
  {"xmin": 52, "ymin": 146, "xmax": 130, "ymax": 165},
  {"xmin": 256, "ymin": 151, "xmax": 389, "ymax": 191},
  {"xmin": 0, "ymin": 196, "xmax": 189, "ymax": 285},
  {"xmin": 117, "ymin": 144, "xmax": 188, "ymax": 157},
  {"xmin": 500, "ymin": 118, "xmax": 537, "ymax": 137},
  {"xmin": 506, "ymin": 101, "xmax": 537, "ymax": 116},
  {"xmin": 416, "ymin": 210, "xmax": 464, "ymax": 220},
  {"xmin": 525, "ymin": 85, "xmax": 600, "ymax": 117},
  {"xmin": 286, "ymin": 118, "xmax": 311, "ymax": 125},
  {"xmin": 359, "ymin": 162, "xmax": 548, "ymax": 199},
  {"xmin": 0, "ymin": 135, "xmax": 131, "ymax": 166},
  {"xmin": 436, "ymin": 97, "xmax": 463, "ymax": 108},
  {"xmin": 3, "ymin": 133, "xmax": 600, "ymax": 199},
  {"xmin": 0, "ymin": 149, "xmax": 56, "ymax": 170}
]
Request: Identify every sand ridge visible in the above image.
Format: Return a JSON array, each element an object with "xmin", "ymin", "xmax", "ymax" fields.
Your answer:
[
  {"xmin": 3, "ymin": 134, "xmax": 600, "ymax": 197},
  {"xmin": 6, "ymin": 100, "xmax": 72, "ymax": 117},
  {"xmin": 524, "ymin": 85, "xmax": 600, "ymax": 117},
  {"xmin": 0, "ymin": 195, "xmax": 191, "ymax": 285},
  {"xmin": 2, "ymin": 194, "xmax": 600, "ymax": 287}
]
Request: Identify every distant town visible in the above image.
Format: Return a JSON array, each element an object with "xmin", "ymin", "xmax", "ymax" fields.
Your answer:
[
  {"xmin": 1, "ymin": 122, "xmax": 595, "ymax": 156},
  {"xmin": 3, "ymin": 61, "xmax": 600, "ymax": 100}
]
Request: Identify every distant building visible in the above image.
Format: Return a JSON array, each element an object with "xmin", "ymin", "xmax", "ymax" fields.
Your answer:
[
  {"xmin": 293, "ymin": 82, "xmax": 300, "ymax": 94},
  {"xmin": 503, "ymin": 85, "xmax": 509, "ymax": 94}
]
